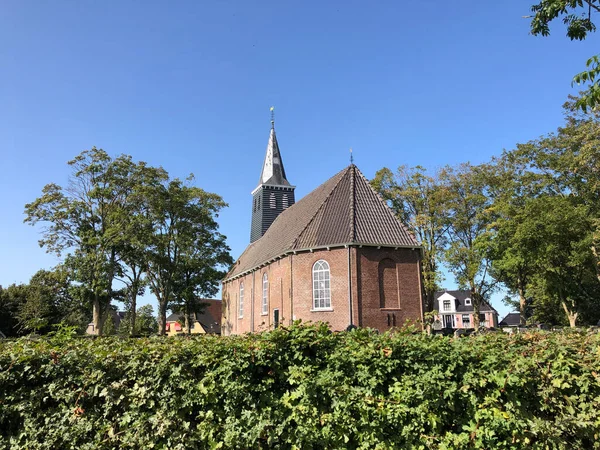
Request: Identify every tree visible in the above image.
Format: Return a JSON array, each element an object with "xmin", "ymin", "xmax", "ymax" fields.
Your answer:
[
  {"xmin": 441, "ymin": 163, "xmax": 497, "ymax": 331},
  {"xmin": 529, "ymin": 0, "xmax": 600, "ymax": 110},
  {"xmin": 24, "ymin": 148, "xmax": 137, "ymax": 335},
  {"xmin": 115, "ymin": 162, "xmax": 167, "ymax": 335},
  {"xmin": 485, "ymin": 153, "xmax": 542, "ymax": 325},
  {"xmin": 17, "ymin": 267, "xmax": 88, "ymax": 334},
  {"xmin": 24, "ymin": 149, "xmax": 158, "ymax": 335},
  {"xmin": 488, "ymin": 97, "xmax": 600, "ymax": 326},
  {"xmin": 144, "ymin": 176, "xmax": 232, "ymax": 335},
  {"xmin": 0, "ymin": 284, "xmax": 26, "ymax": 337},
  {"xmin": 371, "ymin": 166, "xmax": 449, "ymax": 312}
]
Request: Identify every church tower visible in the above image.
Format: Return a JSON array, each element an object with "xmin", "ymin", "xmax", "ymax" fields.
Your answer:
[{"xmin": 250, "ymin": 112, "xmax": 295, "ymax": 243}]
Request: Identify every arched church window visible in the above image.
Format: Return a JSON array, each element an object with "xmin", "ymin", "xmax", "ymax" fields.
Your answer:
[
  {"xmin": 379, "ymin": 258, "xmax": 398, "ymax": 309},
  {"xmin": 312, "ymin": 260, "xmax": 331, "ymax": 310},
  {"xmin": 262, "ymin": 273, "xmax": 268, "ymax": 315},
  {"xmin": 239, "ymin": 283, "xmax": 244, "ymax": 318},
  {"xmin": 270, "ymin": 192, "xmax": 276, "ymax": 209}
]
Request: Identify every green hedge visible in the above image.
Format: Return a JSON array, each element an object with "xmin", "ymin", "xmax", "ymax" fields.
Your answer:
[{"xmin": 1, "ymin": 325, "xmax": 600, "ymax": 449}]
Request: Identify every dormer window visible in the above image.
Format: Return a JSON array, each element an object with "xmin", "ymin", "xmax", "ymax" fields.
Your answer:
[
  {"xmin": 465, "ymin": 298, "xmax": 472, "ymax": 306},
  {"xmin": 443, "ymin": 300, "xmax": 451, "ymax": 311}
]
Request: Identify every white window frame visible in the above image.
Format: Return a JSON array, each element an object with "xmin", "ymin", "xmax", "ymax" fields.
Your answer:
[
  {"xmin": 261, "ymin": 273, "xmax": 268, "ymax": 315},
  {"xmin": 465, "ymin": 298, "xmax": 472, "ymax": 306},
  {"xmin": 239, "ymin": 283, "xmax": 244, "ymax": 318},
  {"xmin": 312, "ymin": 260, "xmax": 332, "ymax": 310},
  {"xmin": 443, "ymin": 300, "xmax": 451, "ymax": 311},
  {"xmin": 282, "ymin": 194, "xmax": 289, "ymax": 209},
  {"xmin": 462, "ymin": 314, "xmax": 471, "ymax": 326}
]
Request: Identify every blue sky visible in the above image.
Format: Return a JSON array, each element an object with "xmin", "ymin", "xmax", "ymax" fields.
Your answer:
[{"xmin": 1, "ymin": 1, "xmax": 597, "ymax": 320}]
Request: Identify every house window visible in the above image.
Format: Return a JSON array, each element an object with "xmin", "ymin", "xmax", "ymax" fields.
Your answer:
[
  {"xmin": 239, "ymin": 283, "xmax": 244, "ymax": 318},
  {"xmin": 262, "ymin": 273, "xmax": 268, "ymax": 315},
  {"xmin": 312, "ymin": 260, "xmax": 331, "ymax": 309},
  {"xmin": 443, "ymin": 300, "xmax": 451, "ymax": 311},
  {"xmin": 282, "ymin": 194, "xmax": 289, "ymax": 209},
  {"xmin": 270, "ymin": 192, "xmax": 276, "ymax": 209},
  {"xmin": 465, "ymin": 298, "xmax": 471, "ymax": 306},
  {"xmin": 462, "ymin": 314, "xmax": 471, "ymax": 326}
]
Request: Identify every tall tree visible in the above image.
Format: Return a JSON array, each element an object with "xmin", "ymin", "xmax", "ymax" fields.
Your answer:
[
  {"xmin": 115, "ymin": 162, "xmax": 167, "ymax": 335},
  {"xmin": 495, "ymin": 98, "xmax": 600, "ymax": 325},
  {"xmin": 24, "ymin": 148, "xmax": 136, "ymax": 335},
  {"xmin": 485, "ymin": 153, "xmax": 542, "ymax": 325},
  {"xmin": 442, "ymin": 163, "xmax": 497, "ymax": 330},
  {"xmin": 371, "ymin": 166, "xmax": 449, "ymax": 312},
  {"xmin": 145, "ymin": 176, "xmax": 232, "ymax": 335},
  {"xmin": 529, "ymin": 0, "xmax": 600, "ymax": 110}
]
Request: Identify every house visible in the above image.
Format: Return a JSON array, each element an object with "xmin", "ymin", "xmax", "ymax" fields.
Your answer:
[
  {"xmin": 166, "ymin": 299, "xmax": 222, "ymax": 336},
  {"xmin": 499, "ymin": 312, "xmax": 521, "ymax": 327},
  {"xmin": 221, "ymin": 117, "xmax": 423, "ymax": 335},
  {"xmin": 434, "ymin": 290, "xmax": 498, "ymax": 329}
]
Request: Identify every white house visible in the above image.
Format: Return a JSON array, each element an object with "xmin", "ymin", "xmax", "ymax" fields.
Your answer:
[{"xmin": 434, "ymin": 290, "xmax": 498, "ymax": 329}]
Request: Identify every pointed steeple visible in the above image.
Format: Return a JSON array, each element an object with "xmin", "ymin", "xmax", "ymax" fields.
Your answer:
[
  {"xmin": 250, "ymin": 110, "xmax": 296, "ymax": 243},
  {"xmin": 257, "ymin": 122, "xmax": 291, "ymax": 187}
]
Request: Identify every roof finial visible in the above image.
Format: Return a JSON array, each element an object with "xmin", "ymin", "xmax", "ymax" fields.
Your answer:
[
  {"xmin": 270, "ymin": 106, "xmax": 275, "ymax": 129},
  {"xmin": 350, "ymin": 147, "xmax": 354, "ymax": 165}
]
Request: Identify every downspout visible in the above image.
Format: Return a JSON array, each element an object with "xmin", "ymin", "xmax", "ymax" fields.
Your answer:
[
  {"xmin": 348, "ymin": 246, "xmax": 353, "ymax": 327},
  {"xmin": 290, "ymin": 254, "xmax": 294, "ymax": 326},
  {"xmin": 251, "ymin": 271, "xmax": 255, "ymax": 332},
  {"xmin": 348, "ymin": 164, "xmax": 356, "ymax": 328}
]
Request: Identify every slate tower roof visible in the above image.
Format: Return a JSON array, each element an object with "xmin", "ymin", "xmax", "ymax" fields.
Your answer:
[
  {"xmin": 250, "ymin": 120, "xmax": 296, "ymax": 243},
  {"xmin": 257, "ymin": 126, "xmax": 291, "ymax": 187},
  {"xmin": 229, "ymin": 164, "xmax": 419, "ymax": 280}
]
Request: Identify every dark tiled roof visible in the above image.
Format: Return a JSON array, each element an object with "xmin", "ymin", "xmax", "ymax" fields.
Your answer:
[
  {"xmin": 435, "ymin": 290, "xmax": 497, "ymax": 313},
  {"xmin": 227, "ymin": 165, "xmax": 419, "ymax": 279},
  {"xmin": 167, "ymin": 299, "xmax": 222, "ymax": 334},
  {"xmin": 257, "ymin": 128, "xmax": 291, "ymax": 187},
  {"xmin": 499, "ymin": 312, "xmax": 521, "ymax": 327}
]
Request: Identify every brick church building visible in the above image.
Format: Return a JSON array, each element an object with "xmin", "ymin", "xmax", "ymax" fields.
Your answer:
[{"xmin": 221, "ymin": 120, "xmax": 423, "ymax": 335}]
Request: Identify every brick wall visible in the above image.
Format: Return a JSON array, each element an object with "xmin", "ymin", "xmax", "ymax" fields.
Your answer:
[
  {"xmin": 222, "ymin": 246, "xmax": 423, "ymax": 335},
  {"xmin": 355, "ymin": 247, "xmax": 422, "ymax": 331}
]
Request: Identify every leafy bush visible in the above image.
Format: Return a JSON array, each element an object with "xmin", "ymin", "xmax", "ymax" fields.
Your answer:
[{"xmin": 1, "ymin": 324, "xmax": 600, "ymax": 449}]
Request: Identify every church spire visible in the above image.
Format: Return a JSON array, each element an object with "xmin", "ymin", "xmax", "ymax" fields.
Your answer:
[
  {"xmin": 256, "ymin": 109, "xmax": 291, "ymax": 188},
  {"xmin": 250, "ymin": 109, "xmax": 296, "ymax": 243}
]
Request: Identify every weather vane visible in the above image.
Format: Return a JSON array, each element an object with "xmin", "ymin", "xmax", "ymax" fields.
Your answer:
[
  {"xmin": 270, "ymin": 106, "xmax": 275, "ymax": 129},
  {"xmin": 350, "ymin": 147, "xmax": 354, "ymax": 164}
]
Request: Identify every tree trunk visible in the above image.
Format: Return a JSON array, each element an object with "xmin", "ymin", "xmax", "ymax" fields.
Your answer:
[
  {"xmin": 561, "ymin": 301, "xmax": 578, "ymax": 328},
  {"xmin": 592, "ymin": 243, "xmax": 600, "ymax": 284},
  {"xmin": 518, "ymin": 285, "xmax": 527, "ymax": 326},
  {"xmin": 130, "ymin": 290, "xmax": 137, "ymax": 336},
  {"xmin": 424, "ymin": 290, "xmax": 435, "ymax": 313},
  {"xmin": 158, "ymin": 296, "xmax": 168, "ymax": 335},
  {"xmin": 92, "ymin": 294, "xmax": 104, "ymax": 336},
  {"xmin": 471, "ymin": 287, "xmax": 481, "ymax": 332}
]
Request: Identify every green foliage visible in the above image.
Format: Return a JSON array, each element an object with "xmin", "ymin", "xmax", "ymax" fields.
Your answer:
[
  {"xmin": 1, "ymin": 324, "xmax": 600, "ymax": 449},
  {"xmin": 441, "ymin": 163, "xmax": 497, "ymax": 329},
  {"xmin": 529, "ymin": 0, "xmax": 600, "ymax": 110},
  {"xmin": 490, "ymin": 99, "xmax": 600, "ymax": 326},
  {"xmin": 0, "ymin": 268, "xmax": 89, "ymax": 337}
]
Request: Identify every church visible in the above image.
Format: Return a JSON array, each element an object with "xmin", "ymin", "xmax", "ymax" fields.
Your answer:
[{"xmin": 221, "ymin": 118, "xmax": 424, "ymax": 335}]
